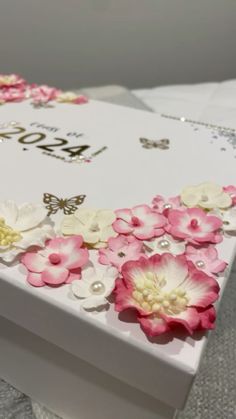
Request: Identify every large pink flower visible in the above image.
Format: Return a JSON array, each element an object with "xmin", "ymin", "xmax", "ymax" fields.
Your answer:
[
  {"xmin": 0, "ymin": 87, "xmax": 26, "ymax": 103},
  {"xmin": 113, "ymin": 205, "xmax": 166, "ymax": 240},
  {"xmin": 21, "ymin": 236, "xmax": 89, "ymax": 287},
  {"xmin": 223, "ymin": 185, "xmax": 236, "ymax": 206},
  {"xmin": 115, "ymin": 254, "xmax": 220, "ymax": 337},
  {"xmin": 152, "ymin": 195, "xmax": 182, "ymax": 215},
  {"xmin": 166, "ymin": 208, "xmax": 223, "ymax": 244},
  {"xmin": 98, "ymin": 235, "xmax": 144, "ymax": 271},
  {"xmin": 0, "ymin": 74, "xmax": 26, "ymax": 89},
  {"xmin": 30, "ymin": 85, "xmax": 61, "ymax": 104},
  {"xmin": 185, "ymin": 244, "xmax": 227, "ymax": 276}
]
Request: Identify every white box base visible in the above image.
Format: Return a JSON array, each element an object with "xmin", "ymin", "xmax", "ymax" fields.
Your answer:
[{"xmin": 0, "ymin": 315, "xmax": 177, "ymax": 419}]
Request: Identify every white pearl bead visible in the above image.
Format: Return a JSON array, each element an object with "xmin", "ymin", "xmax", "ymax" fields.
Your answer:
[
  {"xmin": 163, "ymin": 203, "xmax": 172, "ymax": 210},
  {"xmin": 196, "ymin": 260, "xmax": 205, "ymax": 269},
  {"xmin": 90, "ymin": 281, "xmax": 105, "ymax": 295},
  {"xmin": 158, "ymin": 239, "xmax": 170, "ymax": 249}
]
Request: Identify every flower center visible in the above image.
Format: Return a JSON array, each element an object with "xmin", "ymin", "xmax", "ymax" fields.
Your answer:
[
  {"xmin": 90, "ymin": 222, "xmax": 100, "ymax": 232},
  {"xmin": 118, "ymin": 251, "xmax": 126, "ymax": 257},
  {"xmin": 90, "ymin": 281, "xmax": 105, "ymax": 295},
  {"xmin": 158, "ymin": 239, "xmax": 170, "ymax": 249},
  {"xmin": 201, "ymin": 194, "xmax": 208, "ymax": 202},
  {"xmin": 0, "ymin": 217, "xmax": 21, "ymax": 247},
  {"xmin": 132, "ymin": 273, "xmax": 189, "ymax": 314},
  {"xmin": 131, "ymin": 216, "xmax": 141, "ymax": 227},
  {"xmin": 190, "ymin": 218, "xmax": 199, "ymax": 229},
  {"xmin": 49, "ymin": 253, "xmax": 61, "ymax": 264}
]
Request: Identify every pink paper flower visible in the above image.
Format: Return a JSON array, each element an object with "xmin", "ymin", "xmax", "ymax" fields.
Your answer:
[
  {"xmin": 21, "ymin": 236, "xmax": 89, "ymax": 287},
  {"xmin": 113, "ymin": 205, "xmax": 166, "ymax": 240},
  {"xmin": 0, "ymin": 74, "xmax": 26, "ymax": 89},
  {"xmin": 223, "ymin": 185, "xmax": 236, "ymax": 206},
  {"xmin": 30, "ymin": 85, "xmax": 61, "ymax": 104},
  {"xmin": 115, "ymin": 254, "xmax": 220, "ymax": 337},
  {"xmin": 0, "ymin": 87, "xmax": 26, "ymax": 103},
  {"xmin": 166, "ymin": 208, "xmax": 223, "ymax": 244},
  {"xmin": 185, "ymin": 244, "xmax": 227, "ymax": 276},
  {"xmin": 152, "ymin": 195, "xmax": 182, "ymax": 215},
  {"xmin": 98, "ymin": 235, "xmax": 144, "ymax": 271}
]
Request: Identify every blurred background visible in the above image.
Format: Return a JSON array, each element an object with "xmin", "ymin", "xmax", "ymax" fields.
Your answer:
[{"xmin": 1, "ymin": 0, "xmax": 236, "ymax": 89}]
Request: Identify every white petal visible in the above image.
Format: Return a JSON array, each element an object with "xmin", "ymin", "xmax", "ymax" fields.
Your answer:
[
  {"xmin": 18, "ymin": 225, "xmax": 54, "ymax": 249},
  {"xmin": 71, "ymin": 280, "xmax": 91, "ymax": 298},
  {"xmin": 15, "ymin": 204, "xmax": 47, "ymax": 231},
  {"xmin": 82, "ymin": 296, "xmax": 108, "ymax": 309},
  {"xmin": 74, "ymin": 208, "xmax": 96, "ymax": 225},
  {"xmin": 0, "ymin": 201, "xmax": 18, "ymax": 226}
]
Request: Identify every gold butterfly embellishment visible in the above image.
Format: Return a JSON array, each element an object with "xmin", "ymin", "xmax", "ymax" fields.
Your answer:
[
  {"xmin": 139, "ymin": 137, "xmax": 170, "ymax": 150},
  {"xmin": 43, "ymin": 193, "xmax": 86, "ymax": 216}
]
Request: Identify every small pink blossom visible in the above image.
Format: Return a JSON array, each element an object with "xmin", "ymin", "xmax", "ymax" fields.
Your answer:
[
  {"xmin": 30, "ymin": 85, "xmax": 61, "ymax": 104},
  {"xmin": 0, "ymin": 87, "xmax": 26, "ymax": 103},
  {"xmin": 21, "ymin": 236, "xmax": 89, "ymax": 287},
  {"xmin": 152, "ymin": 195, "xmax": 182, "ymax": 215},
  {"xmin": 166, "ymin": 208, "xmax": 223, "ymax": 245},
  {"xmin": 0, "ymin": 74, "xmax": 26, "ymax": 89},
  {"xmin": 72, "ymin": 95, "xmax": 88, "ymax": 104},
  {"xmin": 113, "ymin": 205, "xmax": 166, "ymax": 240},
  {"xmin": 98, "ymin": 235, "xmax": 144, "ymax": 271},
  {"xmin": 115, "ymin": 254, "xmax": 219, "ymax": 337},
  {"xmin": 185, "ymin": 244, "xmax": 227, "ymax": 276},
  {"xmin": 223, "ymin": 185, "xmax": 236, "ymax": 206}
]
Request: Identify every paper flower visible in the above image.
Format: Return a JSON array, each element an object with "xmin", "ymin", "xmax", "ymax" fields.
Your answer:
[
  {"xmin": 0, "ymin": 87, "xmax": 26, "ymax": 103},
  {"xmin": 98, "ymin": 235, "xmax": 144, "ymax": 271},
  {"xmin": 181, "ymin": 182, "xmax": 232, "ymax": 210},
  {"xmin": 144, "ymin": 234, "xmax": 185, "ymax": 256},
  {"xmin": 223, "ymin": 185, "xmax": 236, "ymax": 206},
  {"xmin": 152, "ymin": 195, "xmax": 182, "ymax": 214},
  {"xmin": 166, "ymin": 208, "xmax": 223, "ymax": 244},
  {"xmin": 61, "ymin": 208, "xmax": 117, "ymax": 248},
  {"xmin": 115, "ymin": 254, "xmax": 220, "ymax": 337},
  {"xmin": 21, "ymin": 236, "xmax": 89, "ymax": 287},
  {"xmin": 56, "ymin": 91, "xmax": 88, "ymax": 104},
  {"xmin": 0, "ymin": 74, "xmax": 26, "ymax": 89},
  {"xmin": 0, "ymin": 201, "xmax": 54, "ymax": 263},
  {"xmin": 30, "ymin": 85, "xmax": 61, "ymax": 105},
  {"xmin": 216, "ymin": 208, "xmax": 236, "ymax": 233},
  {"xmin": 185, "ymin": 244, "xmax": 227, "ymax": 276},
  {"xmin": 71, "ymin": 263, "xmax": 118, "ymax": 309},
  {"xmin": 113, "ymin": 205, "xmax": 166, "ymax": 240}
]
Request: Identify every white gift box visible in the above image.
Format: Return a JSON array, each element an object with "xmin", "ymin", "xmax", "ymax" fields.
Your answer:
[{"xmin": 0, "ymin": 100, "xmax": 235, "ymax": 419}]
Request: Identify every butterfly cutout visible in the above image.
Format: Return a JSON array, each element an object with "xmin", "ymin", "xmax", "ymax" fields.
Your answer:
[
  {"xmin": 139, "ymin": 138, "xmax": 170, "ymax": 150},
  {"xmin": 43, "ymin": 193, "xmax": 86, "ymax": 216}
]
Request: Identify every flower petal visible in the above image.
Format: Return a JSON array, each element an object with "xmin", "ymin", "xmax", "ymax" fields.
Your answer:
[
  {"xmin": 138, "ymin": 315, "xmax": 170, "ymax": 337},
  {"xmin": 15, "ymin": 204, "xmax": 47, "ymax": 231},
  {"xmin": 21, "ymin": 253, "xmax": 46, "ymax": 272},
  {"xmin": 0, "ymin": 201, "xmax": 18, "ymax": 226},
  {"xmin": 182, "ymin": 267, "xmax": 220, "ymax": 307},
  {"xmin": 71, "ymin": 279, "xmax": 91, "ymax": 298},
  {"xmin": 27, "ymin": 272, "xmax": 45, "ymax": 287},
  {"xmin": 41, "ymin": 266, "xmax": 69, "ymax": 285}
]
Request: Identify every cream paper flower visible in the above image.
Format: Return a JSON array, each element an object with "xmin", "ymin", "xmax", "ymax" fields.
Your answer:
[
  {"xmin": 212, "ymin": 208, "xmax": 236, "ymax": 233},
  {"xmin": 71, "ymin": 263, "xmax": 118, "ymax": 310},
  {"xmin": 0, "ymin": 201, "xmax": 54, "ymax": 263},
  {"xmin": 61, "ymin": 208, "xmax": 117, "ymax": 248},
  {"xmin": 181, "ymin": 182, "xmax": 232, "ymax": 210}
]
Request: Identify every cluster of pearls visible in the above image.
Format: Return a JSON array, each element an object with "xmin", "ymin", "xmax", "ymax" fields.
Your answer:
[
  {"xmin": 0, "ymin": 218, "xmax": 21, "ymax": 247},
  {"xmin": 132, "ymin": 272, "xmax": 189, "ymax": 314}
]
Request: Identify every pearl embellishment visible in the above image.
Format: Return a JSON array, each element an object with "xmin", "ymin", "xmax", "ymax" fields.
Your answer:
[
  {"xmin": 90, "ymin": 281, "xmax": 105, "ymax": 295},
  {"xmin": 158, "ymin": 239, "xmax": 170, "ymax": 249},
  {"xmin": 196, "ymin": 260, "xmax": 205, "ymax": 269}
]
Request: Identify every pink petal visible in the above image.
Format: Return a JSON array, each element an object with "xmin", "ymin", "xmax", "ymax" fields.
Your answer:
[
  {"xmin": 138, "ymin": 315, "xmax": 170, "ymax": 337},
  {"xmin": 27, "ymin": 272, "xmax": 45, "ymax": 287},
  {"xmin": 108, "ymin": 235, "xmax": 127, "ymax": 252},
  {"xmin": 113, "ymin": 219, "xmax": 133, "ymax": 234},
  {"xmin": 41, "ymin": 266, "xmax": 69, "ymax": 285},
  {"xmin": 132, "ymin": 205, "xmax": 152, "ymax": 218},
  {"xmin": 162, "ymin": 307, "xmax": 200, "ymax": 334},
  {"xmin": 21, "ymin": 253, "xmax": 46, "ymax": 273},
  {"xmin": 115, "ymin": 208, "xmax": 132, "ymax": 222},
  {"xmin": 133, "ymin": 224, "xmax": 155, "ymax": 240},
  {"xmin": 197, "ymin": 306, "xmax": 216, "ymax": 330},
  {"xmin": 182, "ymin": 267, "xmax": 220, "ymax": 308}
]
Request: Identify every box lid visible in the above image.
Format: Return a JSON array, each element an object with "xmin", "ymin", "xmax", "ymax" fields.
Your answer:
[{"xmin": 0, "ymin": 100, "xmax": 235, "ymax": 409}]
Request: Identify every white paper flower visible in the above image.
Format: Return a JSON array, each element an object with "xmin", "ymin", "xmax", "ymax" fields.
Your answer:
[
  {"xmin": 213, "ymin": 208, "xmax": 236, "ymax": 233},
  {"xmin": 71, "ymin": 263, "xmax": 118, "ymax": 310},
  {"xmin": 0, "ymin": 201, "xmax": 54, "ymax": 263},
  {"xmin": 181, "ymin": 182, "xmax": 232, "ymax": 210},
  {"xmin": 61, "ymin": 208, "xmax": 117, "ymax": 248},
  {"xmin": 144, "ymin": 234, "xmax": 186, "ymax": 256}
]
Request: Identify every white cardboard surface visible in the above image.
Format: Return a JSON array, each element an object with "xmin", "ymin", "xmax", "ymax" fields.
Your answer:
[{"xmin": 0, "ymin": 100, "xmax": 235, "ymax": 409}]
